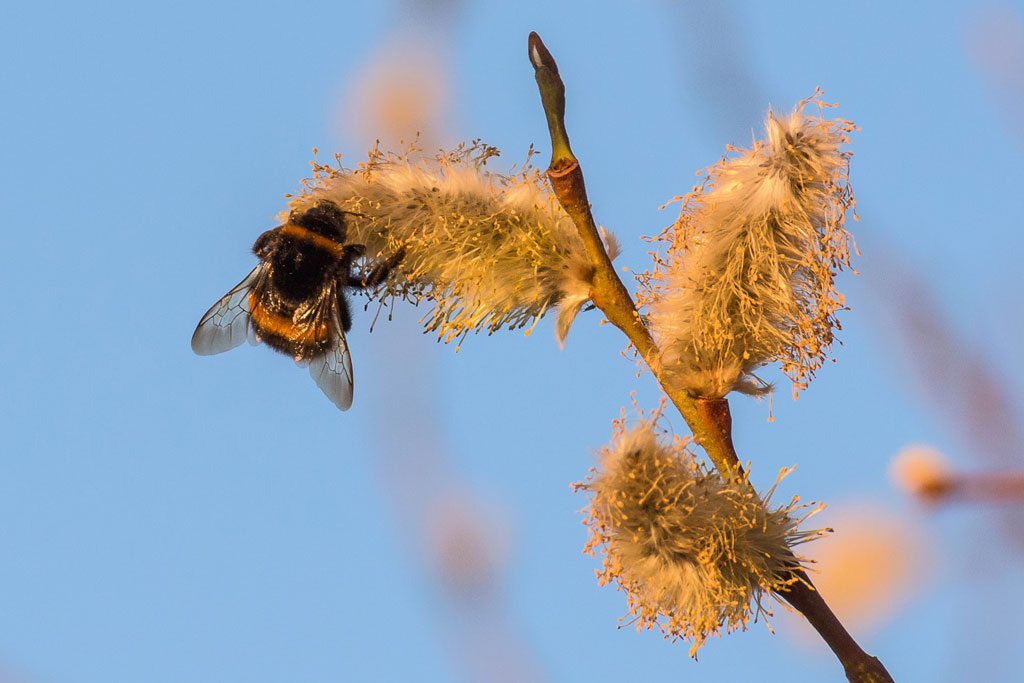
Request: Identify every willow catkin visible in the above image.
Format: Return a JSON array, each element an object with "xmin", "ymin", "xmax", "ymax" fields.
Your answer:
[
  {"xmin": 286, "ymin": 143, "xmax": 618, "ymax": 347},
  {"xmin": 641, "ymin": 92, "xmax": 856, "ymax": 398},
  {"xmin": 576, "ymin": 407, "xmax": 825, "ymax": 655}
]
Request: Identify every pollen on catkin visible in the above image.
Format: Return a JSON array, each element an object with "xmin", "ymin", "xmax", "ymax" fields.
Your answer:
[
  {"xmin": 285, "ymin": 142, "xmax": 616, "ymax": 347},
  {"xmin": 576, "ymin": 407, "xmax": 825, "ymax": 656},
  {"xmin": 639, "ymin": 91, "xmax": 856, "ymax": 398}
]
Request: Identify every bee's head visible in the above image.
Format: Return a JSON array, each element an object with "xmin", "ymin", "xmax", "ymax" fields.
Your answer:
[{"xmin": 291, "ymin": 200, "xmax": 350, "ymax": 242}]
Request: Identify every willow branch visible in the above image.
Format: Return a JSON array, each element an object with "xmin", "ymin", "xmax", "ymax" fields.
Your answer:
[
  {"xmin": 529, "ymin": 33, "xmax": 741, "ymax": 478},
  {"xmin": 528, "ymin": 31, "xmax": 893, "ymax": 683}
]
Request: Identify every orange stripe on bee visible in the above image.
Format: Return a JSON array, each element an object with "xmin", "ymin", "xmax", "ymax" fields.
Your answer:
[
  {"xmin": 248, "ymin": 295, "xmax": 330, "ymax": 346},
  {"xmin": 279, "ymin": 223, "xmax": 348, "ymax": 258}
]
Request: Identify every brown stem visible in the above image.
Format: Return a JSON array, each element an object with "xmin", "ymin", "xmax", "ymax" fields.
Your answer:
[
  {"xmin": 781, "ymin": 579, "xmax": 894, "ymax": 683},
  {"xmin": 694, "ymin": 398, "xmax": 744, "ymax": 475},
  {"xmin": 529, "ymin": 31, "xmax": 894, "ymax": 683}
]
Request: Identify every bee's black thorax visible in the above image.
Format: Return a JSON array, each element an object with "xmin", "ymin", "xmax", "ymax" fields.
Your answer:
[
  {"xmin": 252, "ymin": 202, "xmax": 356, "ymax": 304},
  {"xmin": 268, "ymin": 237, "xmax": 339, "ymax": 303}
]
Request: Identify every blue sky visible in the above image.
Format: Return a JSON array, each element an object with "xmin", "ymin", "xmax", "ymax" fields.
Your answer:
[{"xmin": 3, "ymin": 1, "xmax": 1024, "ymax": 681}]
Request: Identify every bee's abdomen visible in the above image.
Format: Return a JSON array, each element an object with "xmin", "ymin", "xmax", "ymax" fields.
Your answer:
[
  {"xmin": 279, "ymin": 221, "xmax": 348, "ymax": 258},
  {"xmin": 291, "ymin": 201, "xmax": 349, "ymax": 243},
  {"xmin": 248, "ymin": 292, "xmax": 332, "ymax": 358}
]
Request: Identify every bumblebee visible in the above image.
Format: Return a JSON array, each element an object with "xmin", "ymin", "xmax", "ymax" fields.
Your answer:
[{"xmin": 191, "ymin": 200, "xmax": 395, "ymax": 410}]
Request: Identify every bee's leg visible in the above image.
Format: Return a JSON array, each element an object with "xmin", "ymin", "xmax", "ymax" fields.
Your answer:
[
  {"xmin": 332, "ymin": 251, "xmax": 362, "ymax": 333},
  {"xmin": 347, "ymin": 247, "xmax": 406, "ymax": 289},
  {"xmin": 335, "ymin": 288, "xmax": 354, "ymax": 333},
  {"xmin": 252, "ymin": 228, "xmax": 281, "ymax": 258}
]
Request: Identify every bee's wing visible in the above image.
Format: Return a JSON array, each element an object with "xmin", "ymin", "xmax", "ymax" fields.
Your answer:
[
  {"xmin": 190, "ymin": 264, "xmax": 266, "ymax": 356},
  {"xmin": 299, "ymin": 296, "xmax": 354, "ymax": 411}
]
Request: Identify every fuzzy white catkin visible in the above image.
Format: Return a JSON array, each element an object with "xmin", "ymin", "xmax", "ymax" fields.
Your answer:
[
  {"xmin": 286, "ymin": 144, "xmax": 617, "ymax": 347},
  {"xmin": 577, "ymin": 408, "xmax": 824, "ymax": 655},
  {"xmin": 643, "ymin": 93, "xmax": 855, "ymax": 398}
]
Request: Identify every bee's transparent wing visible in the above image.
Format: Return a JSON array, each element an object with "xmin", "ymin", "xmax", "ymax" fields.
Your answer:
[
  {"xmin": 298, "ymin": 294, "xmax": 354, "ymax": 411},
  {"xmin": 190, "ymin": 264, "xmax": 266, "ymax": 356}
]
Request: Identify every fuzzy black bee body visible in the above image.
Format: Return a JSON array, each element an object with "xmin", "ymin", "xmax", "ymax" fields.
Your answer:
[{"xmin": 192, "ymin": 201, "xmax": 390, "ymax": 411}]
